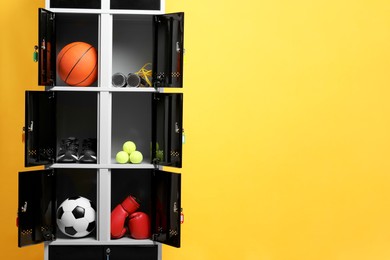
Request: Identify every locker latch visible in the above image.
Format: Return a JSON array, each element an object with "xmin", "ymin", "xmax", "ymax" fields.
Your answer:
[
  {"xmin": 21, "ymin": 201, "xmax": 28, "ymax": 213},
  {"xmin": 175, "ymin": 122, "xmax": 180, "ymax": 133},
  {"xmin": 23, "ymin": 121, "xmax": 34, "ymax": 133},
  {"xmin": 105, "ymin": 247, "xmax": 111, "ymax": 260},
  {"xmin": 41, "ymin": 38, "xmax": 46, "ymax": 50},
  {"xmin": 176, "ymin": 42, "xmax": 185, "ymax": 54}
]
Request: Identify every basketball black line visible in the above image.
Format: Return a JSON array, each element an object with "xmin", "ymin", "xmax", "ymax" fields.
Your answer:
[
  {"xmin": 58, "ymin": 42, "xmax": 83, "ymax": 70},
  {"xmin": 65, "ymin": 46, "xmax": 94, "ymax": 85},
  {"xmin": 74, "ymin": 61, "xmax": 98, "ymax": 86}
]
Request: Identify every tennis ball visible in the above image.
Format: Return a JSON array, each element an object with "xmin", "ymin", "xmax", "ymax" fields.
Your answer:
[
  {"xmin": 149, "ymin": 142, "xmax": 160, "ymax": 151},
  {"xmin": 157, "ymin": 150, "xmax": 164, "ymax": 161},
  {"xmin": 116, "ymin": 151, "xmax": 129, "ymax": 164},
  {"xmin": 123, "ymin": 141, "xmax": 136, "ymax": 154},
  {"xmin": 129, "ymin": 151, "xmax": 143, "ymax": 164}
]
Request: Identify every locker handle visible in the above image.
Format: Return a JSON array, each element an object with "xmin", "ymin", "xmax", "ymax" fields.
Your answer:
[
  {"xmin": 23, "ymin": 121, "xmax": 33, "ymax": 133},
  {"xmin": 175, "ymin": 122, "xmax": 180, "ymax": 133}
]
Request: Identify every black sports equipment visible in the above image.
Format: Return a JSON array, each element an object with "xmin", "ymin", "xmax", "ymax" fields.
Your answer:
[
  {"xmin": 79, "ymin": 138, "xmax": 97, "ymax": 163},
  {"xmin": 57, "ymin": 137, "xmax": 80, "ymax": 163}
]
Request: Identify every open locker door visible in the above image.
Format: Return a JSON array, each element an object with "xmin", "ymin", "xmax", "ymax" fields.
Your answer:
[
  {"xmin": 152, "ymin": 170, "xmax": 181, "ymax": 248},
  {"xmin": 25, "ymin": 91, "xmax": 56, "ymax": 167},
  {"xmin": 38, "ymin": 8, "xmax": 56, "ymax": 86},
  {"xmin": 152, "ymin": 93, "xmax": 183, "ymax": 168},
  {"xmin": 153, "ymin": 12, "xmax": 184, "ymax": 88},
  {"xmin": 18, "ymin": 169, "xmax": 56, "ymax": 247}
]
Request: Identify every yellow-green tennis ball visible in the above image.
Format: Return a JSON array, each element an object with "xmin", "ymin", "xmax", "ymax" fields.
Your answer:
[
  {"xmin": 123, "ymin": 141, "xmax": 136, "ymax": 154},
  {"xmin": 129, "ymin": 151, "xmax": 143, "ymax": 164},
  {"xmin": 116, "ymin": 151, "xmax": 129, "ymax": 164},
  {"xmin": 156, "ymin": 150, "xmax": 164, "ymax": 161}
]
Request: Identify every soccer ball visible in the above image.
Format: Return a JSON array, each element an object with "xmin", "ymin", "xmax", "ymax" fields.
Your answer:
[{"xmin": 57, "ymin": 196, "xmax": 96, "ymax": 238}]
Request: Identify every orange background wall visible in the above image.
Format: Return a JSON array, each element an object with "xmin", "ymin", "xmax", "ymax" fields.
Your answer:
[
  {"xmin": 1, "ymin": 0, "xmax": 45, "ymax": 259},
  {"xmin": 2, "ymin": 0, "xmax": 390, "ymax": 259}
]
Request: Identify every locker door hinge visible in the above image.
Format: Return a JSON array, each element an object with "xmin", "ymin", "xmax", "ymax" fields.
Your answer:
[
  {"xmin": 43, "ymin": 231, "xmax": 55, "ymax": 241},
  {"xmin": 153, "ymin": 74, "xmax": 164, "ymax": 89},
  {"xmin": 152, "ymin": 233, "xmax": 159, "ymax": 241},
  {"xmin": 45, "ymin": 169, "xmax": 55, "ymax": 177},
  {"xmin": 152, "ymin": 158, "xmax": 160, "ymax": 169},
  {"xmin": 46, "ymin": 79, "xmax": 56, "ymax": 89}
]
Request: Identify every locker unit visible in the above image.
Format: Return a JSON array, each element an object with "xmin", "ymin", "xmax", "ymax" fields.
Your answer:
[{"xmin": 18, "ymin": 1, "xmax": 184, "ymax": 259}]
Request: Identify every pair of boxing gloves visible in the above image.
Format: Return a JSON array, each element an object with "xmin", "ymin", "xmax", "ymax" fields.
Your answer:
[{"xmin": 111, "ymin": 195, "xmax": 151, "ymax": 239}]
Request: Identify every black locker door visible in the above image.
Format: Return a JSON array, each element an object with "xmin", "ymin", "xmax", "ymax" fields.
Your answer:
[
  {"xmin": 152, "ymin": 170, "xmax": 181, "ymax": 248},
  {"xmin": 25, "ymin": 91, "xmax": 56, "ymax": 167},
  {"xmin": 50, "ymin": 245, "xmax": 158, "ymax": 260},
  {"xmin": 105, "ymin": 245, "xmax": 158, "ymax": 260},
  {"xmin": 18, "ymin": 169, "xmax": 56, "ymax": 247},
  {"xmin": 38, "ymin": 8, "xmax": 56, "ymax": 86},
  {"xmin": 152, "ymin": 93, "xmax": 183, "ymax": 168},
  {"xmin": 153, "ymin": 13, "xmax": 184, "ymax": 88},
  {"xmin": 49, "ymin": 245, "xmax": 103, "ymax": 260},
  {"xmin": 49, "ymin": 0, "xmax": 101, "ymax": 9},
  {"xmin": 111, "ymin": 0, "xmax": 160, "ymax": 10}
]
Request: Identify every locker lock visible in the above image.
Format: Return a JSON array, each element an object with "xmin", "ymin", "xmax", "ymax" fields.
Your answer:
[
  {"xmin": 23, "ymin": 121, "xmax": 34, "ymax": 133},
  {"xmin": 41, "ymin": 38, "xmax": 46, "ymax": 50},
  {"xmin": 175, "ymin": 122, "xmax": 180, "ymax": 133},
  {"xmin": 176, "ymin": 42, "xmax": 185, "ymax": 54},
  {"xmin": 21, "ymin": 201, "xmax": 28, "ymax": 213},
  {"xmin": 176, "ymin": 42, "xmax": 181, "ymax": 53}
]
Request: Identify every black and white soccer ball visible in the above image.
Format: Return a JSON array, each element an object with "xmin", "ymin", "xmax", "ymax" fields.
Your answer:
[{"xmin": 57, "ymin": 196, "xmax": 96, "ymax": 238}]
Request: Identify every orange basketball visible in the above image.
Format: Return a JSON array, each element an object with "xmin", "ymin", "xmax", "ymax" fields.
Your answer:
[{"xmin": 57, "ymin": 42, "xmax": 98, "ymax": 86}]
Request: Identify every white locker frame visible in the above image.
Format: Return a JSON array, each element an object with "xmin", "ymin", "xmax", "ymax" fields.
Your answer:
[
  {"xmin": 38, "ymin": 0, "xmax": 176, "ymax": 259},
  {"xmin": 45, "ymin": 0, "xmax": 165, "ymax": 14}
]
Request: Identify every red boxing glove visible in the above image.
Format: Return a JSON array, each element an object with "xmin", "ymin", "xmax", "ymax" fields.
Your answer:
[
  {"xmin": 128, "ymin": 212, "xmax": 151, "ymax": 239},
  {"xmin": 111, "ymin": 196, "xmax": 140, "ymax": 239}
]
